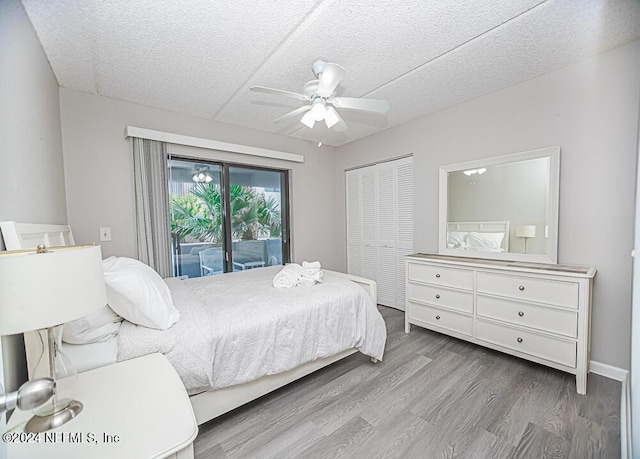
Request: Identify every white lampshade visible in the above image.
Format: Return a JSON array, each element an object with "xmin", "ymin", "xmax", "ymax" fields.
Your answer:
[
  {"xmin": 324, "ymin": 106, "xmax": 340, "ymax": 128},
  {"xmin": 301, "ymin": 110, "xmax": 316, "ymax": 128},
  {"xmin": 516, "ymin": 225, "xmax": 536, "ymax": 238},
  {"xmin": 0, "ymin": 244, "xmax": 106, "ymax": 336},
  {"xmin": 310, "ymin": 99, "xmax": 326, "ymax": 121}
]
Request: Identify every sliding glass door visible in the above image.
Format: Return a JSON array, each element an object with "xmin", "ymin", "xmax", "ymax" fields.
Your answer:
[
  {"xmin": 168, "ymin": 158, "xmax": 289, "ymax": 278},
  {"xmin": 228, "ymin": 165, "xmax": 288, "ymax": 272}
]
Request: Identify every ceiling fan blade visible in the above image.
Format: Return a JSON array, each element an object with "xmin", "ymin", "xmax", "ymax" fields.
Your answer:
[
  {"xmin": 334, "ymin": 119, "xmax": 348, "ymax": 132},
  {"xmin": 250, "ymin": 86, "xmax": 310, "ymax": 102},
  {"xmin": 272, "ymin": 105, "xmax": 311, "ymax": 124},
  {"xmin": 317, "ymin": 63, "xmax": 345, "ymax": 97},
  {"xmin": 329, "ymin": 96, "xmax": 390, "ymax": 113}
]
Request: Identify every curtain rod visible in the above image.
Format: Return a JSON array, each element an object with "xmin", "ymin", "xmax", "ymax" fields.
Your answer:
[{"xmin": 125, "ymin": 126, "xmax": 305, "ymax": 163}]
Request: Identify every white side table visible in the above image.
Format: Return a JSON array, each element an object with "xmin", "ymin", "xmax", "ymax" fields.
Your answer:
[{"xmin": 5, "ymin": 353, "xmax": 198, "ymax": 459}]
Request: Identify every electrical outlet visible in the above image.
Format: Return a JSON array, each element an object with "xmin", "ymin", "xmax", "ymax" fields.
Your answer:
[{"xmin": 99, "ymin": 227, "xmax": 112, "ymax": 242}]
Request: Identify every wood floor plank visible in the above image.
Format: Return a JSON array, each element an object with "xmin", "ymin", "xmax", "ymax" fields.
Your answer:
[
  {"xmin": 195, "ymin": 443, "xmax": 227, "ymax": 459},
  {"xmin": 296, "ymin": 416, "xmax": 376, "ymax": 459},
  {"xmin": 352, "ymin": 412, "xmax": 432, "ymax": 459},
  {"xmin": 512, "ymin": 422, "xmax": 570, "ymax": 458},
  {"xmin": 233, "ymin": 421, "xmax": 325, "ymax": 459},
  {"xmin": 257, "ymin": 352, "xmax": 370, "ymax": 410},
  {"xmin": 215, "ymin": 363, "xmax": 380, "ymax": 455},
  {"xmin": 464, "ymin": 430, "xmax": 516, "ymax": 459},
  {"xmin": 567, "ymin": 416, "xmax": 612, "ymax": 459},
  {"xmin": 310, "ymin": 353, "xmax": 432, "ymax": 435},
  {"xmin": 194, "ymin": 306, "xmax": 621, "ymax": 459},
  {"xmin": 359, "ymin": 349, "xmax": 466, "ymax": 428},
  {"xmin": 195, "ymin": 399, "xmax": 275, "ymax": 449},
  {"xmin": 408, "ymin": 351, "xmax": 491, "ymax": 420},
  {"xmin": 485, "ymin": 362, "xmax": 563, "ymax": 446}
]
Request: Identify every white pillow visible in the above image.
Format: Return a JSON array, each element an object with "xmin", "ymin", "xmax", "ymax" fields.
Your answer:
[
  {"xmin": 466, "ymin": 232, "xmax": 505, "ymax": 250},
  {"xmin": 447, "ymin": 231, "xmax": 468, "ymax": 248},
  {"xmin": 102, "ymin": 257, "xmax": 179, "ymax": 330},
  {"xmin": 62, "ymin": 306, "xmax": 123, "ymax": 344}
]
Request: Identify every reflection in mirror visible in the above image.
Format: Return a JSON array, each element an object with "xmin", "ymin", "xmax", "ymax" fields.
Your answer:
[{"xmin": 439, "ymin": 147, "xmax": 559, "ymax": 264}]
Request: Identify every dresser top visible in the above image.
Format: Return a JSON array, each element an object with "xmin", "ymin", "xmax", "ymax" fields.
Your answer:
[{"xmin": 407, "ymin": 253, "xmax": 596, "ymax": 278}]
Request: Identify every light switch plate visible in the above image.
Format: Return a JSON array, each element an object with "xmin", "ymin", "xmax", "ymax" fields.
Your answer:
[{"xmin": 99, "ymin": 227, "xmax": 112, "ymax": 242}]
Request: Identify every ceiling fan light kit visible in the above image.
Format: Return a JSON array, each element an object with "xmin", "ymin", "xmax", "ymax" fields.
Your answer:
[
  {"xmin": 300, "ymin": 110, "xmax": 316, "ymax": 129},
  {"xmin": 324, "ymin": 106, "xmax": 340, "ymax": 128},
  {"xmin": 310, "ymin": 98, "xmax": 327, "ymax": 121},
  {"xmin": 250, "ymin": 60, "xmax": 390, "ymax": 135}
]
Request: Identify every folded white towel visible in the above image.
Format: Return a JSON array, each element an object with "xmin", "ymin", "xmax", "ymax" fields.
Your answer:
[
  {"xmin": 302, "ymin": 260, "xmax": 321, "ymax": 271},
  {"xmin": 273, "ymin": 262, "xmax": 324, "ymax": 289},
  {"xmin": 300, "ymin": 269, "xmax": 323, "ymax": 284},
  {"xmin": 273, "ymin": 264, "xmax": 303, "ymax": 289}
]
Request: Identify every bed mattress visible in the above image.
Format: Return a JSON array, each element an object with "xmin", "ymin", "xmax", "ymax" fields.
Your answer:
[{"xmin": 117, "ymin": 266, "xmax": 386, "ymax": 394}]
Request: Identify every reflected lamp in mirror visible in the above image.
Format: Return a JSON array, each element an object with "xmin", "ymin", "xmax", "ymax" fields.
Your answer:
[
  {"xmin": 439, "ymin": 146, "xmax": 560, "ymax": 264},
  {"xmin": 516, "ymin": 225, "xmax": 536, "ymax": 254},
  {"xmin": 0, "ymin": 244, "xmax": 106, "ymax": 432}
]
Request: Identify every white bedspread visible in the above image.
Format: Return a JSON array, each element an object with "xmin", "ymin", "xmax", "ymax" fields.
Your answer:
[{"xmin": 117, "ymin": 266, "xmax": 386, "ymax": 395}]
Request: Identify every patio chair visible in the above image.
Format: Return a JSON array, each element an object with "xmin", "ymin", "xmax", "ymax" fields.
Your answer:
[{"xmin": 199, "ymin": 248, "xmax": 224, "ymax": 276}]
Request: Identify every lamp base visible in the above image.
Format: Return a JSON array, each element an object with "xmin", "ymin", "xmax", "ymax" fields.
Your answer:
[{"xmin": 24, "ymin": 399, "xmax": 83, "ymax": 433}]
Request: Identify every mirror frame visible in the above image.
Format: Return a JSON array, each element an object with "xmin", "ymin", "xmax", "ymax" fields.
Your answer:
[{"xmin": 438, "ymin": 146, "xmax": 560, "ymax": 264}]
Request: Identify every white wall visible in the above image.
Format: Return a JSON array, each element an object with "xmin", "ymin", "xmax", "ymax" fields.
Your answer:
[
  {"xmin": 630, "ymin": 78, "xmax": 640, "ymax": 459},
  {"xmin": 335, "ymin": 40, "xmax": 640, "ymax": 370},
  {"xmin": 59, "ymin": 88, "xmax": 342, "ymax": 270},
  {"xmin": 0, "ymin": 0, "xmax": 67, "ymax": 400},
  {"xmin": 0, "ymin": 0, "xmax": 67, "ymax": 237}
]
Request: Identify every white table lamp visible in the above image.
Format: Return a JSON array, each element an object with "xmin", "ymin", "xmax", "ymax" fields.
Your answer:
[
  {"xmin": 0, "ymin": 244, "xmax": 106, "ymax": 432},
  {"xmin": 516, "ymin": 225, "xmax": 536, "ymax": 254}
]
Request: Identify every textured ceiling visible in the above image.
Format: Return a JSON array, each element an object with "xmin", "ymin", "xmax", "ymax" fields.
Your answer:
[{"xmin": 22, "ymin": 0, "xmax": 640, "ymax": 147}]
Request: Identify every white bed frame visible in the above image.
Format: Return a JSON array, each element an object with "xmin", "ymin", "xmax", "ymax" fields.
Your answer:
[
  {"xmin": 0, "ymin": 221, "xmax": 378, "ymax": 425},
  {"xmin": 446, "ymin": 220, "xmax": 511, "ymax": 252}
]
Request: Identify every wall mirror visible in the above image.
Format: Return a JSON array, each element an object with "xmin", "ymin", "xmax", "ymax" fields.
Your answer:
[{"xmin": 439, "ymin": 146, "xmax": 560, "ymax": 264}]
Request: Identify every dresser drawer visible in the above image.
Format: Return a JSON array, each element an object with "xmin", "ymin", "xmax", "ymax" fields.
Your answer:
[
  {"xmin": 407, "ymin": 262, "xmax": 474, "ymax": 290},
  {"xmin": 476, "ymin": 319, "xmax": 576, "ymax": 368},
  {"xmin": 407, "ymin": 283, "xmax": 473, "ymax": 313},
  {"xmin": 476, "ymin": 272, "xmax": 579, "ymax": 309},
  {"xmin": 477, "ymin": 295, "xmax": 578, "ymax": 338},
  {"xmin": 408, "ymin": 302, "xmax": 473, "ymax": 336}
]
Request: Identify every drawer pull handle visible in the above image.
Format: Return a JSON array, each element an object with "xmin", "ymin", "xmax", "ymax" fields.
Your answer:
[
  {"xmin": 517, "ymin": 337, "xmax": 523, "ymax": 343},
  {"xmin": 435, "ymin": 294, "xmax": 440, "ymax": 299},
  {"xmin": 435, "ymin": 315, "xmax": 441, "ymax": 320},
  {"xmin": 435, "ymin": 274, "xmax": 441, "ymax": 278},
  {"xmin": 518, "ymin": 285, "xmax": 525, "ymax": 291},
  {"xmin": 518, "ymin": 311, "xmax": 524, "ymax": 317}
]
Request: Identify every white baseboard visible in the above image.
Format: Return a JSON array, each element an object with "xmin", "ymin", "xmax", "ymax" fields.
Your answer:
[
  {"xmin": 589, "ymin": 360, "xmax": 631, "ymax": 459},
  {"xmin": 589, "ymin": 360, "xmax": 628, "ymax": 381},
  {"xmin": 622, "ymin": 373, "xmax": 632, "ymax": 459}
]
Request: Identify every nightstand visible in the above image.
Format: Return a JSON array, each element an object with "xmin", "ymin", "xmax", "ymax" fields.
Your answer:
[{"xmin": 5, "ymin": 353, "xmax": 198, "ymax": 459}]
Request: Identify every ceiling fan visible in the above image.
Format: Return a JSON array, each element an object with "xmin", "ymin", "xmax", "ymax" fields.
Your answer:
[{"xmin": 250, "ymin": 60, "xmax": 390, "ymax": 132}]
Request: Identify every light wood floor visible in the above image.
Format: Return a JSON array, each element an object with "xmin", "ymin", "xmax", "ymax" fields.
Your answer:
[{"xmin": 194, "ymin": 306, "xmax": 621, "ymax": 458}]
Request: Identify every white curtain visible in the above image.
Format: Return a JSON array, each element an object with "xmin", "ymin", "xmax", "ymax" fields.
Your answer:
[{"xmin": 132, "ymin": 138, "xmax": 173, "ymax": 278}]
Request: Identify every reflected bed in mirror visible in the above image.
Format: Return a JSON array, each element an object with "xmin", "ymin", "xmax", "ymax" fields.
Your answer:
[{"xmin": 438, "ymin": 146, "xmax": 560, "ymax": 264}]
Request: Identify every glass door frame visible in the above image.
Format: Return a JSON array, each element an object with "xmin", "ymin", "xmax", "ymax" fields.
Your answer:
[{"xmin": 170, "ymin": 156, "xmax": 291, "ymax": 276}]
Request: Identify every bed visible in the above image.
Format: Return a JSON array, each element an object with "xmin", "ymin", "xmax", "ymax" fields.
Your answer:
[
  {"xmin": 0, "ymin": 221, "xmax": 385, "ymax": 425},
  {"xmin": 446, "ymin": 220, "xmax": 510, "ymax": 253}
]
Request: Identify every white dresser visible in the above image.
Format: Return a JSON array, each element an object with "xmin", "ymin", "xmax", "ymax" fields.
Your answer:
[{"xmin": 405, "ymin": 253, "xmax": 596, "ymax": 394}]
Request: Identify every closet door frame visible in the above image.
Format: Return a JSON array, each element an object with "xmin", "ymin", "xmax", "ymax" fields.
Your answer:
[{"xmin": 345, "ymin": 155, "xmax": 413, "ymax": 310}]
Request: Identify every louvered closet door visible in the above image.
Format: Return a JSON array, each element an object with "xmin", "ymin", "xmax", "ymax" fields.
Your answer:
[
  {"xmin": 395, "ymin": 157, "xmax": 414, "ymax": 311},
  {"xmin": 345, "ymin": 156, "xmax": 413, "ymax": 310},
  {"xmin": 360, "ymin": 168, "xmax": 378, "ymax": 283},
  {"xmin": 346, "ymin": 170, "xmax": 362, "ymax": 276},
  {"xmin": 376, "ymin": 163, "xmax": 397, "ymax": 308}
]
